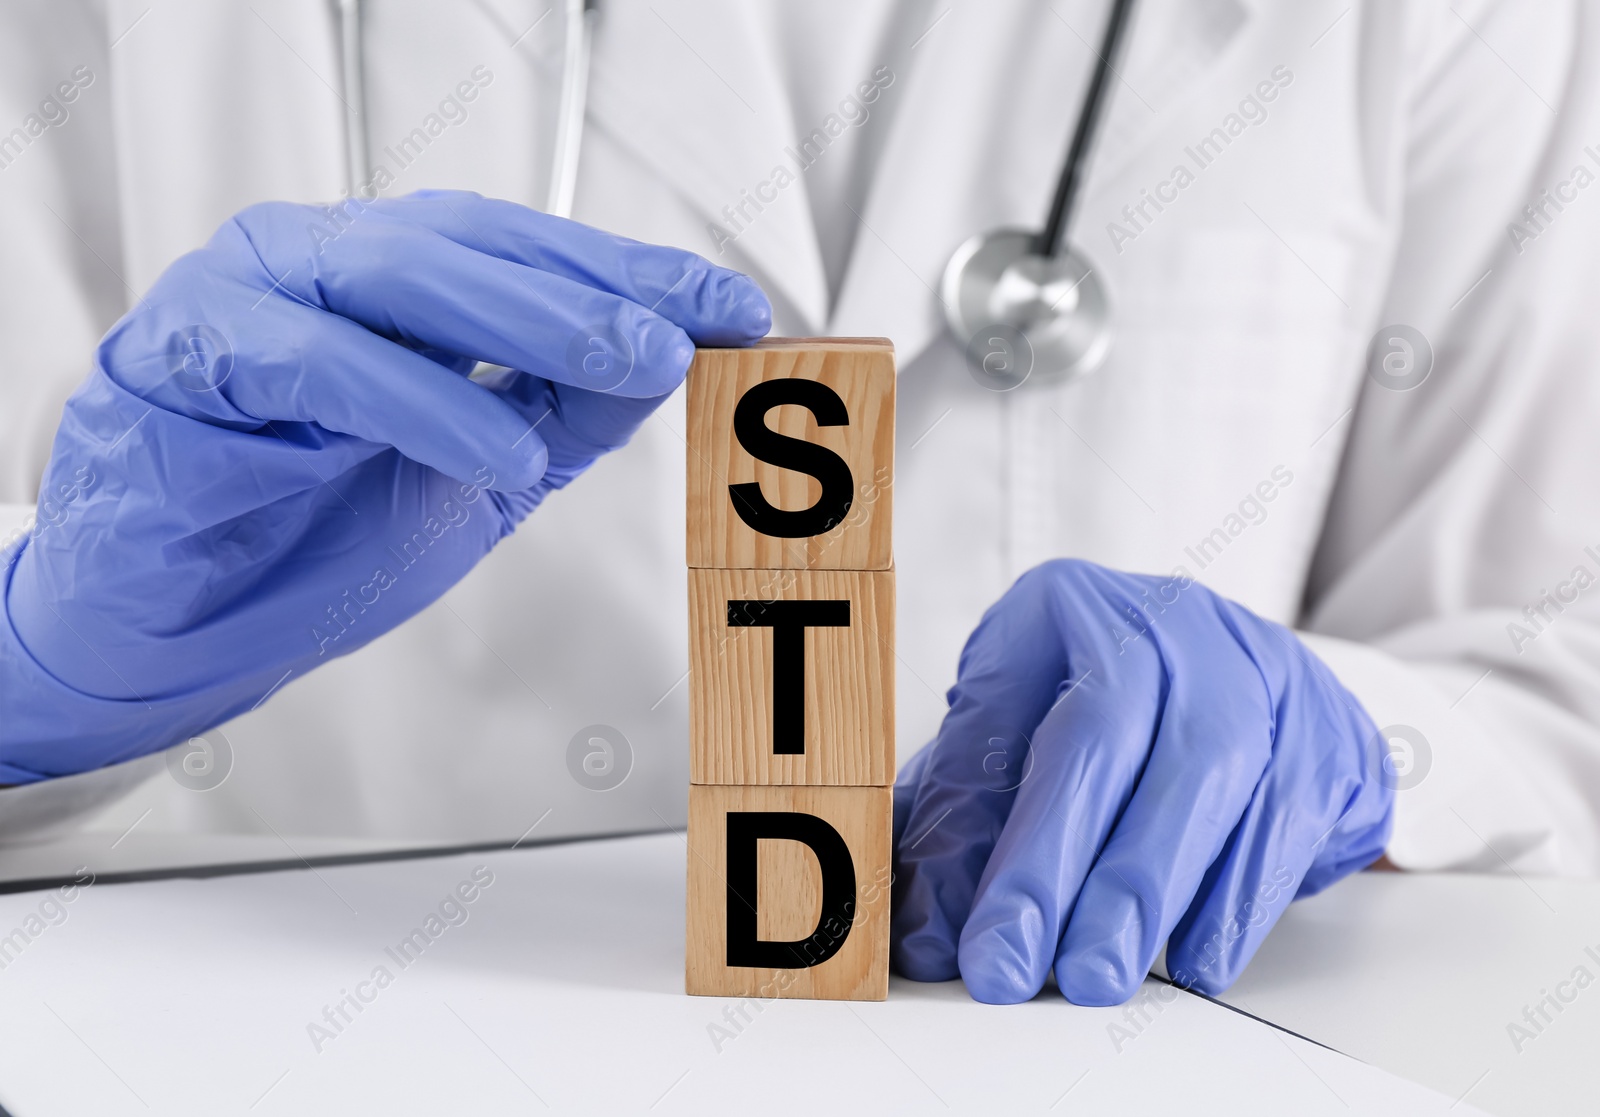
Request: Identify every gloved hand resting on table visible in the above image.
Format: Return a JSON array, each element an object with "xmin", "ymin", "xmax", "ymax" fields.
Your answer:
[
  {"xmin": 891, "ymin": 559, "xmax": 1393, "ymax": 1004},
  {"xmin": 1, "ymin": 190, "xmax": 770, "ymax": 782}
]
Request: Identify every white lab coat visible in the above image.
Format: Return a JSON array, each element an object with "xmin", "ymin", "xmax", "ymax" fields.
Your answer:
[{"xmin": 2, "ymin": 0, "xmax": 1598, "ymax": 875}]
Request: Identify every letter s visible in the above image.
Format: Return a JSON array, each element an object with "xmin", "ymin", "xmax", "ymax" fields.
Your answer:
[{"xmin": 729, "ymin": 379, "xmax": 855, "ymax": 538}]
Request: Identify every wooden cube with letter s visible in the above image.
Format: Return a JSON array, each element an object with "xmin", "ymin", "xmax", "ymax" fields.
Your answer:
[{"xmin": 684, "ymin": 338, "xmax": 895, "ymax": 1001}]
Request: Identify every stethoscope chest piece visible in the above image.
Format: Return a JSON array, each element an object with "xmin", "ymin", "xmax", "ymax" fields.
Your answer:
[{"xmin": 942, "ymin": 228, "xmax": 1110, "ymax": 390}]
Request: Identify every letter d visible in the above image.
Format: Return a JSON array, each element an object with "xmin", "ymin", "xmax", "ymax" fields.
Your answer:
[{"xmin": 726, "ymin": 812, "xmax": 856, "ymax": 968}]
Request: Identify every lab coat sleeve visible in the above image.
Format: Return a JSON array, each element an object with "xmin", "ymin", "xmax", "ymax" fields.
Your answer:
[{"xmin": 1305, "ymin": 0, "xmax": 1600, "ymax": 876}]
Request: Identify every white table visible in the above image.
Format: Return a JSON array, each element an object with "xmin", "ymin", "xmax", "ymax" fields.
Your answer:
[
  {"xmin": 1220, "ymin": 869, "xmax": 1600, "ymax": 1116},
  {"xmin": 0, "ymin": 831, "xmax": 1504, "ymax": 1115}
]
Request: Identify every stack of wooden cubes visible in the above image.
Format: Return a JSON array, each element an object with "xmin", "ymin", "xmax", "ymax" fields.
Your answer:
[{"xmin": 684, "ymin": 338, "xmax": 896, "ymax": 1001}]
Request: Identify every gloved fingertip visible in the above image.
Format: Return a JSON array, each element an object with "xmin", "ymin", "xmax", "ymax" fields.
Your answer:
[
  {"xmin": 1055, "ymin": 943, "xmax": 1145, "ymax": 1007},
  {"xmin": 961, "ymin": 960, "xmax": 1039, "ymax": 1006},
  {"xmin": 683, "ymin": 272, "xmax": 772, "ymax": 347},
  {"xmin": 622, "ymin": 319, "xmax": 694, "ymax": 398},
  {"xmin": 660, "ymin": 328, "xmax": 697, "ymax": 385},
  {"xmin": 958, "ymin": 926, "xmax": 1045, "ymax": 1005},
  {"xmin": 484, "ymin": 431, "xmax": 549, "ymax": 492},
  {"xmin": 1171, "ymin": 969, "xmax": 1227, "ymax": 998},
  {"xmin": 724, "ymin": 274, "xmax": 772, "ymax": 342},
  {"xmin": 1163, "ymin": 946, "xmax": 1238, "ymax": 999}
]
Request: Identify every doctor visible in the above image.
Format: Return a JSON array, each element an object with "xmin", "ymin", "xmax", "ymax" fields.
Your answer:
[{"xmin": 3, "ymin": 0, "xmax": 1599, "ymax": 1007}]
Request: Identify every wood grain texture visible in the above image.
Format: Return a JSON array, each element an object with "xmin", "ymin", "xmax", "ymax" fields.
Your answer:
[
  {"xmin": 689, "ymin": 568, "xmax": 894, "ymax": 786},
  {"xmin": 686, "ymin": 338, "xmax": 894, "ymax": 571},
  {"xmin": 686, "ymin": 784, "xmax": 891, "ymax": 1001}
]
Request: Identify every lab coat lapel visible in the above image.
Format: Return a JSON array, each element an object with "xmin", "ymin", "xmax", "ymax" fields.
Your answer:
[
  {"xmin": 104, "ymin": 0, "xmax": 345, "ymax": 293},
  {"xmin": 584, "ymin": 2, "xmax": 829, "ymax": 332},
  {"xmin": 830, "ymin": 0, "xmax": 1252, "ymax": 366}
]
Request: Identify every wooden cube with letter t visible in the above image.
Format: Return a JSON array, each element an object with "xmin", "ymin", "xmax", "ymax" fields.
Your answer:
[
  {"xmin": 685, "ymin": 338, "xmax": 895, "ymax": 1002},
  {"xmin": 688, "ymin": 567, "xmax": 894, "ymax": 787}
]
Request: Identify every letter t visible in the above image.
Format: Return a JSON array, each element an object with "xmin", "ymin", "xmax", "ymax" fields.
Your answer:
[{"xmin": 726, "ymin": 599, "xmax": 850, "ymax": 754}]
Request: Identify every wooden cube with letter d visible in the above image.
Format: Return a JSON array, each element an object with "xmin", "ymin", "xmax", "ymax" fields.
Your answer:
[{"xmin": 685, "ymin": 784, "xmax": 891, "ymax": 1000}]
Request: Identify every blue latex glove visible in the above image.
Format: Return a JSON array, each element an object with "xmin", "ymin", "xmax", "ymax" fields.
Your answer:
[
  {"xmin": 891, "ymin": 559, "xmax": 1393, "ymax": 1004},
  {"xmin": 1, "ymin": 190, "xmax": 769, "ymax": 782}
]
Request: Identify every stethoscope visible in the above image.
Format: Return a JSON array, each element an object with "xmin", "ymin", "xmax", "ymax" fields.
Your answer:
[
  {"xmin": 942, "ymin": 0, "xmax": 1135, "ymax": 389},
  {"xmin": 336, "ymin": 0, "xmax": 1132, "ymax": 387}
]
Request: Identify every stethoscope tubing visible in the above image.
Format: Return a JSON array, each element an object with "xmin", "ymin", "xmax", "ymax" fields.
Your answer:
[
  {"xmin": 1034, "ymin": 0, "xmax": 1138, "ymax": 258},
  {"xmin": 334, "ymin": 0, "xmax": 593, "ymax": 216}
]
